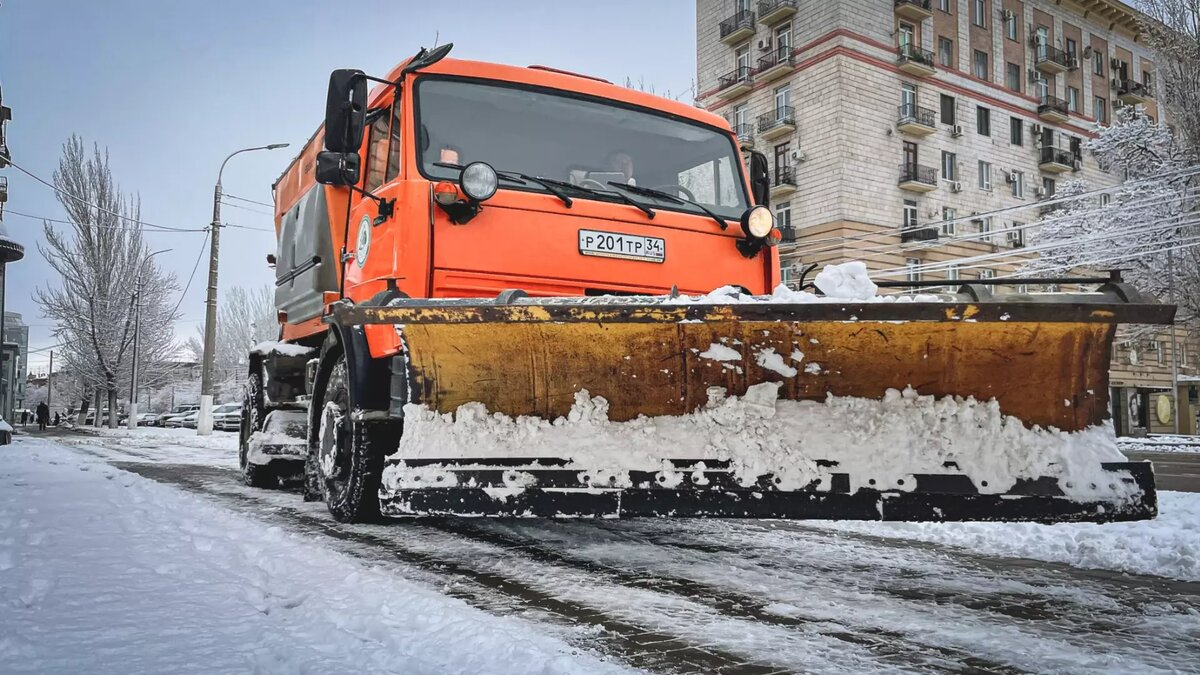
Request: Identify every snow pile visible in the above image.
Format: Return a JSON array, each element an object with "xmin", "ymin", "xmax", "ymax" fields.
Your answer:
[
  {"xmin": 813, "ymin": 261, "xmax": 878, "ymax": 300},
  {"xmin": 383, "ymin": 383, "xmax": 1132, "ymax": 503},
  {"xmin": 812, "ymin": 491, "xmax": 1200, "ymax": 581},
  {"xmin": 1118, "ymin": 435, "xmax": 1200, "ymax": 454},
  {"xmin": 0, "ymin": 439, "xmax": 627, "ymax": 673},
  {"xmin": 667, "ymin": 283, "xmax": 941, "ymax": 305},
  {"xmin": 250, "ymin": 340, "xmax": 314, "ymax": 357}
]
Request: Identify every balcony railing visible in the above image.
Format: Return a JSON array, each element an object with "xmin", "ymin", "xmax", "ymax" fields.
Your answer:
[
  {"xmin": 774, "ymin": 165, "xmax": 797, "ymax": 187},
  {"xmin": 901, "ymin": 226, "xmax": 939, "ymax": 243},
  {"xmin": 1037, "ymin": 95, "xmax": 1069, "ymax": 118},
  {"xmin": 1117, "ymin": 79, "xmax": 1152, "ymax": 100},
  {"xmin": 896, "ymin": 44, "xmax": 936, "ymax": 74},
  {"xmin": 0, "ymin": 175, "xmax": 7, "ymax": 203},
  {"xmin": 897, "ymin": 103, "xmax": 935, "ymax": 128},
  {"xmin": 758, "ymin": 106, "xmax": 796, "ymax": 134},
  {"xmin": 780, "ymin": 225, "xmax": 797, "ymax": 243},
  {"xmin": 718, "ymin": 65, "xmax": 754, "ymax": 90},
  {"xmin": 719, "ymin": 9, "xmax": 756, "ymax": 41},
  {"xmin": 1034, "ymin": 45, "xmax": 1074, "ymax": 71},
  {"xmin": 730, "ymin": 122, "xmax": 754, "ymax": 146},
  {"xmin": 1039, "ymin": 146, "xmax": 1073, "ymax": 167},
  {"xmin": 758, "ymin": 0, "xmax": 797, "ymax": 24},
  {"xmin": 898, "ymin": 163, "xmax": 937, "ymax": 187},
  {"xmin": 756, "ymin": 48, "xmax": 795, "ymax": 76}
]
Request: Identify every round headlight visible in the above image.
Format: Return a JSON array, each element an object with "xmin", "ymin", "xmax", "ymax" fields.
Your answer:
[
  {"xmin": 460, "ymin": 162, "xmax": 499, "ymax": 202},
  {"xmin": 742, "ymin": 205, "xmax": 774, "ymax": 239}
]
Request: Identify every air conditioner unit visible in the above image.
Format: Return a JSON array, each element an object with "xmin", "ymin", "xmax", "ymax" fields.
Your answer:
[
  {"xmin": 1028, "ymin": 69, "xmax": 1043, "ymax": 84},
  {"xmin": 1111, "ymin": 77, "xmax": 1123, "ymax": 89},
  {"xmin": 950, "ymin": 124, "xmax": 965, "ymax": 137},
  {"xmin": 791, "ymin": 150, "xmax": 807, "ymax": 162},
  {"xmin": 1111, "ymin": 57, "xmax": 1122, "ymax": 69},
  {"xmin": 1005, "ymin": 171, "xmax": 1018, "ymax": 184},
  {"xmin": 1006, "ymin": 229, "xmax": 1023, "ymax": 244},
  {"xmin": 950, "ymin": 181, "xmax": 963, "ymax": 193},
  {"xmin": 1034, "ymin": 186, "xmax": 1048, "ymax": 198},
  {"xmin": 758, "ymin": 37, "xmax": 772, "ymax": 51},
  {"xmin": 1072, "ymin": 159, "xmax": 1082, "ymax": 170},
  {"xmin": 1031, "ymin": 123, "xmax": 1043, "ymax": 135},
  {"xmin": 1002, "ymin": 9, "xmax": 1015, "ymax": 20}
]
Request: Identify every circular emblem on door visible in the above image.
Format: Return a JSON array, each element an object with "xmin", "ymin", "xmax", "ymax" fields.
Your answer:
[
  {"xmin": 1156, "ymin": 394, "xmax": 1172, "ymax": 424},
  {"xmin": 355, "ymin": 214, "xmax": 371, "ymax": 269}
]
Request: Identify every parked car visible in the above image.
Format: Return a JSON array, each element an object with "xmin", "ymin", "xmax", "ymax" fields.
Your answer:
[
  {"xmin": 162, "ymin": 404, "xmax": 201, "ymax": 428},
  {"xmin": 135, "ymin": 412, "xmax": 163, "ymax": 427},
  {"xmin": 180, "ymin": 410, "xmax": 202, "ymax": 429},
  {"xmin": 212, "ymin": 403, "xmax": 242, "ymax": 432},
  {"xmin": 81, "ymin": 410, "xmax": 125, "ymax": 426}
]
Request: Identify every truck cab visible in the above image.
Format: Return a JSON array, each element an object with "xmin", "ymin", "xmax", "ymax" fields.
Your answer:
[{"xmin": 271, "ymin": 49, "xmax": 778, "ymax": 345}]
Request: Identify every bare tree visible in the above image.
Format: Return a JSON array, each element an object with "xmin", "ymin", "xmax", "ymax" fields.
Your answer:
[
  {"xmin": 185, "ymin": 285, "xmax": 277, "ymax": 402},
  {"xmin": 35, "ymin": 135, "xmax": 181, "ymax": 427},
  {"xmin": 1138, "ymin": 0, "xmax": 1200, "ymax": 158}
]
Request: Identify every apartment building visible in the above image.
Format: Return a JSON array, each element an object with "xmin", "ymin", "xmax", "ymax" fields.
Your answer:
[{"xmin": 696, "ymin": 0, "xmax": 1196, "ymax": 434}]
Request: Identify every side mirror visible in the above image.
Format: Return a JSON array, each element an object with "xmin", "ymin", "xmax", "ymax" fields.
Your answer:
[
  {"xmin": 749, "ymin": 151, "xmax": 770, "ymax": 208},
  {"xmin": 315, "ymin": 150, "xmax": 360, "ymax": 186},
  {"xmin": 323, "ymin": 69, "xmax": 367, "ymax": 153}
]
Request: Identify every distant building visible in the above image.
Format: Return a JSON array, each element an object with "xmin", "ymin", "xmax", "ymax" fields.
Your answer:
[{"xmin": 1, "ymin": 311, "xmax": 27, "ymax": 417}]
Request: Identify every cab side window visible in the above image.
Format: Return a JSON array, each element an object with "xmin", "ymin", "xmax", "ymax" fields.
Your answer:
[
  {"xmin": 364, "ymin": 106, "xmax": 392, "ymax": 192},
  {"xmin": 385, "ymin": 95, "xmax": 402, "ymax": 182}
]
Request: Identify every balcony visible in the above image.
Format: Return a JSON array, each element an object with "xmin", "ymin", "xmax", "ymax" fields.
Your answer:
[
  {"xmin": 1038, "ymin": 202, "xmax": 1061, "ymax": 217},
  {"xmin": 1034, "ymin": 45, "xmax": 1074, "ymax": 74},
  {"xmin": 894, "ymin": 0, "xmax": 933, "ymax": 21},
  {"xmin": 758, "ymin": 106, "xmax": 796, "ymax": 141},
  {"xmin": 896, "ymin": 44, "xmax": 936, "ymax": 77},
  {"xmin": 898, "ymin": 163, "xmax": 938, "ymax": 192},
  {"xmin": 0, "ymin": 176, "xmax": 7, "ymax": 203},
  {"xmin": 770, "ymin": 165, "xmax": 798, "ymax": 198},
  {"xmin": 1039, "ymin": 146, "xmax": 1074, "ymax": 173},
  {"xmin": 758, "ymin": 0, "xmax": 797, "ymax": 25},
  {"xmin": 901, "ymin": 226, "xmax": 939, "ymax": 243},
  {"xmin": 719, "ymin": 9, "xmax": 756, "ymax": 45},
  {"xmin": 755, "ymin": 48, "xmax": 795, "ymax": 82},
  {"xmin": 731, "ymin": 122, "xmax": 755, "ymax": 149},
  {"xmin": 1037, "ymin": 95, "xmax": 1070, "ymax": 123},
  {"xmin": 896, "ymin": 103, "xmax": 936, "ymax": 136},
  {"xmin": 1117, "ymin": 79, "xmax": 1152, "ymax": 105},
  {"xmin": 780, "ymin": 225, "xmax": 797, "ymax": 243},
  {"xmin": 715, "ymin": 66, "xmax": 754, "ymax": 100}
]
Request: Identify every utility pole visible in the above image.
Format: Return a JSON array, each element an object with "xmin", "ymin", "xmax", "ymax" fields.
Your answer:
[
  {"xmin": 47, "ymin": 349, "xmax": 52, "ymax": 411},
  {"xmin": 128, "ymin": 249, "xmax": 169, "ymax": 430},
  {"xmin": 198, "ymin": 143, "xmax": 289, "ymax": 435}
]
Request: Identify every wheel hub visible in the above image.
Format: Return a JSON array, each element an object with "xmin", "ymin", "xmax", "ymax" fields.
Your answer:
[{"xmin": 318, "ymin": 400, "xmax": 350, "ymax": 480}]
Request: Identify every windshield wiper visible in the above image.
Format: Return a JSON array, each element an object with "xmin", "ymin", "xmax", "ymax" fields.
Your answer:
[
  {"xmin": 434, "ymin": 162, "xmax": 575, "ymax": 207},
  {"xmin": 527, "ymin": 176, "xmax": 656, "ymax": 219},
  {"xmin": 607, "ymin": 182, "xmax": 730, "ymax": 231}
]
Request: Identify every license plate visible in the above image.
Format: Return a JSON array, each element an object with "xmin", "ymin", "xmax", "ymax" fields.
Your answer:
[{"xmin": 578, "ymin": 229, "xmax": 665, "ymax": 263}]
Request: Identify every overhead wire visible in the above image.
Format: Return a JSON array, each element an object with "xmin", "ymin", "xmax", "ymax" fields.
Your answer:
[{"xmin": 222, "ymin": 193, "xmax": 275, "ymax": 209}]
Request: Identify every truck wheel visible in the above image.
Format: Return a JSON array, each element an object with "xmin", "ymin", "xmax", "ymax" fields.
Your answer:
[
  {"xmin": 239, "ymin": 373, "xmax": 274, "ymax": 488},
  {"xmin": 310, "ymin": 349, "xmax": 395, "ymax": 522}
]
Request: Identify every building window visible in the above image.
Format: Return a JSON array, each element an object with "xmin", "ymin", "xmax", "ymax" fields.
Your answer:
[
  {"xmin": 1155, "ymin": 341, "xmax": 1164, "ymax": 364},
  {"xmin": 1010, "ymin": 117, "xmax": 1023, "ymax": 146},
  {"xmin": 980, "ymin": 268, "xmax": 995, "ymax": 279},
  {"xmin": 973, "ymin": 0, "xmax": 986, "ymax": 27},
  {"xmin": 1093, "ymin": 49, "xmax": 1104, "ymax": 76},
  {"xmin": 939, "ymin": 0, "xmax": 951, "ymax": 12},
  {"xmin": 1144, "ymin": 70, "xmax": 1154, "ymax": 88},
  {"xmin": 1042, "ymin": 177, "xmax": 1056, "ymax": 197},
  {"xmin": 903, "ymin": 199, "xmax": 919, "ymax": 229},
  {"xmin": 938, "ymin": 37, "xmax": 954, "ymax": 67},
  {"xmin": 1005, "ymin": 11, "xmax": 1017, "ymax": 40},
  {"xmin": 1067, "ymin": 86, "xmax": 1080, "ymax": 112},
  {"xmin": 898, "ymin": 22, "xmax": 915, "ymax": 49},
  {"xmin": 973, "ymin": 49, "xmax": 989, "ymax": 79},
  {"xmin": 735, "ymin": 44, "xmax": 751, "ymax": 75},
  {"xmin": 1011, "ymin": 170, "xmax": 1024, "ymax": 198},
  {"xmin": 976, "ymin": 106, "xmax": 991, "ymax": 136},
  {"xmin": 1100, "ymin": 193, "xmax": 1111, "ymax": 207},
  {"xmin": 775, "ymin": 84, "xmax": 791, "ymax": 117},
  {"xmin": 978, "ymin": 160, "xmax": 992, "ymax": 190},
  {"xmin": 1094, "ymin": 96, "xmax": 1108, "ymax": 123},
  {"xmin": 942, "ymin": 151, "xmax": 957, "ymax": 181},
  {"xmin": 1070, "ymin": 136, "xmax": 1082, "ymax": 163},
  {"xmin": 775, "ymin": 200, "xmax": 792, "ymax": 229},
  {"xmin": 947, "ymin": 264, "xmax": 961, "ymax": 283},
  {"xmin": 978, "ymin": 216, "xmax": 993, "ymax": 239},
  {"xmin": 940, "ymin": 94, "xmax": 956, "ymax": 125},
  {"xmin": 1006, "ymin": 62, "xmax": 1021, "ymax": 91},
  {"xmin": 775, "ymin": 22, "xmax": 792, "ymax": 53},
  {"xmin": 1065, "ymin": 38, "xmax": 1078, "ymax": 65},
  {"xmin": 774, "ymin": 142, "xmax": 790, "ymax": 179},
  {"xmin": 901, "ymin": 83, "xmax": 917, "ymax": 112},
  {"xmin": 942, "ymin": 206, "xmax": 956, "ymax": 236},
  {"xmin": 1008, "ymin": 223, "xmax": 1023, "ymax": 246},
  {"xmin": 906, "ymin": 258, "xmax": 922, "ymax": 283}
]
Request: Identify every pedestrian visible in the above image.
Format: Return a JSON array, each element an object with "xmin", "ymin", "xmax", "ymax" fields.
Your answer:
[
  {"xmin": 36, "ymin": 402, "xmax": 50, "ymax": 432},
  {"xmin": 20, "ymin": 409, "xmax": 28, "ymax": 427}
]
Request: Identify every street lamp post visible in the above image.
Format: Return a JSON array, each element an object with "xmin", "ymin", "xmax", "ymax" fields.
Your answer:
[
  {"xmin": 197, "ymin": 143, "xmax": 289, "ymax": 435},
  {"xmin": 127, "ymin": 248, "xmax": 170, "ymax": 430}
]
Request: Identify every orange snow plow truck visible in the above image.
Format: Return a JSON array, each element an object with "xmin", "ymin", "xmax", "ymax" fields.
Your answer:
[{"xmin": 240, "ymin": 44, "xmax": 1172, "ymax": 524}]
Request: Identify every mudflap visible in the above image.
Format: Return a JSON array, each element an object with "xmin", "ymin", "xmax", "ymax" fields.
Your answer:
[{"xmin": 378, "ymin": 459, "xmax": 1156, "ymax": 523}]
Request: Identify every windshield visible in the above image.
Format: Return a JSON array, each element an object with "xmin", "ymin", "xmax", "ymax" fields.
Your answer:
[{"xmin": 416, "ymin": 77, "xmax": 750, "ymax": 219}]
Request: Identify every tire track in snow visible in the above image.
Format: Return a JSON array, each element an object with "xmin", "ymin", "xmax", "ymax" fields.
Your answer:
[{"xmin": 106, "ymin": 461, "xmax": 799, "ymax": 675}]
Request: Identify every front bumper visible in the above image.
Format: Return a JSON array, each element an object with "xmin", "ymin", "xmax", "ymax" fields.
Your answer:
[{"xmin": 378, "ymin": 459, "xmax": 1157, "ymax": 523}]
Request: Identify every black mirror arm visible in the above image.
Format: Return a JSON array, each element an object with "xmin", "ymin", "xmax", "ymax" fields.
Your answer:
[{"xmin": 346, "ymin": 184, "xmax": 395, "ymax": 225}]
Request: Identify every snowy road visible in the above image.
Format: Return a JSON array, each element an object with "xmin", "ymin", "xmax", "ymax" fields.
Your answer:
[{"xmin": 7, "ymin": 429, "xmax": 1200, "ymax": 674}]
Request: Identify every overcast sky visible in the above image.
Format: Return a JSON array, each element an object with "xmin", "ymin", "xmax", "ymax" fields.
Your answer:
[{"xmin": 0, "ymin": 0, "xmax": 697, "ymax": 373}]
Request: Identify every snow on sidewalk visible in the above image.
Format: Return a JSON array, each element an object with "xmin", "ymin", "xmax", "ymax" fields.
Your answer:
[
  {"xmin": 0, "ymin": 438, "xmax": 629, "ymax": 674},
  {"xmin": 1118, "ymin": 435, "xmax": 1200, "ymax": 454},
  {"xmin": 61, "ymin": 426, "xmax": 239, "ymax": 469},
  {"xmin": 809, "ymin": 491, "xmax": 1200, "ymax": 581}
]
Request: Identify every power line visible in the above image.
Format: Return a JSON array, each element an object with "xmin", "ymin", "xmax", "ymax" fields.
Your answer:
[
  {"xmin": 3, "ymin": 208, "xmax": 207, "ymax": 234},
  {"xmin": 223, "ymin": 193, "xmax": 275, "ymax": 209},
  {"xmin": 220, "ymin": 200, "xmax": 273, "ymax": 216},
  {"xmin": 7, "ymin": 159, "xmax": 203, "ymax": 233},
  {"xmin": 172, "ymin": 229, "xmax": 210, "ymax": 316},
  {"xmin": 221, "ymin": 221, "xmax": 275, "ymax": 233}
]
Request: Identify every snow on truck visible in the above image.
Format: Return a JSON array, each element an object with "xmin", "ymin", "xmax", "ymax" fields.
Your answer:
[{"xmin": 240, "ymin": 44, "xmax": 1173, "ymax": 523}]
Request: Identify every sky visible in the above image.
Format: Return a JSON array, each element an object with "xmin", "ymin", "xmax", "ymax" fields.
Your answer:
[{"xmin": 0, "ymin": 0, "xmax": 698, "ymax": 374}]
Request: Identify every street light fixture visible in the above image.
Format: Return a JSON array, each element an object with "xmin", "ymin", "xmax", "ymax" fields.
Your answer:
[
  {"xmin": 197, "ymin": 143, "xmax": 290, "ymax": 435},
  {"xmin": 127, "ymin": 248, "xmax": 171, "ymax": 430}
]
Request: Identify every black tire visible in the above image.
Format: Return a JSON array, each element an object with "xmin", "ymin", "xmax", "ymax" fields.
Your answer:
[
  {"xmin": 239, "ymin": 372, "xmax": 274, "ymax": 489},
  {"xmin": 307, "ymin": 347, "xmax": 398, "ymax": 522}
]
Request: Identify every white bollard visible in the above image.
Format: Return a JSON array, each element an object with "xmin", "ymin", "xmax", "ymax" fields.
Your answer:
[
  {"xmin": 197, "ymin": 395, "xmax": 214, "ymax": 436},
  {"xmin": 127, "ymin": 401, "xmax": 138, "ymax": 430}
]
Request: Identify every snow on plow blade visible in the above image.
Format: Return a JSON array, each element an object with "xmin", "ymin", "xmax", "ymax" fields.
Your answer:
[{"xmin": 329, "ymin": 283, "xmax": 1173, "ymax": 523}]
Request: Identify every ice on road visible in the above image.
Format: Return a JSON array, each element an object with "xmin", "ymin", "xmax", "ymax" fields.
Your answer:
[{"xmin": 0, "ymin": 439, "xmax": 627, "ymax": 675}]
